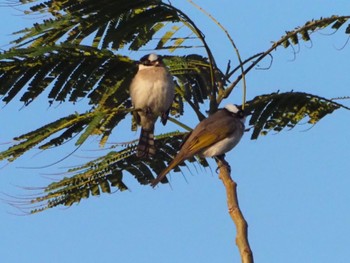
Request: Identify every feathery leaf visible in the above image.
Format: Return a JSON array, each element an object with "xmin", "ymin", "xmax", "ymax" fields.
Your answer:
[{"xmin": 245, "ymin": 91, "xmax": 343, "ymax": 140}]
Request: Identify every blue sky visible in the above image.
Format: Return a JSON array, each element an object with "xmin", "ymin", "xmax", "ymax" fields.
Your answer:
[{"xmin": 1, "ymin": 1, "xmax": 350, "ymax": 263}]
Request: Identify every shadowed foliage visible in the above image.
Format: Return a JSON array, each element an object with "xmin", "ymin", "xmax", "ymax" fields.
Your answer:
[
  {"xmin": 17, "ymin": 91, "xmax": 345, "ymax": 214},
  {"xmin": 0, "ymin": 1, "xmax": 349, "ymax": 213}
]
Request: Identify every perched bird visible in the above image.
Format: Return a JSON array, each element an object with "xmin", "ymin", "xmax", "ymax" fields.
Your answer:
[
  {"xmin": 151, "ymin": 104, "xmax": 246, "ymax": 187},
  {"xmin": 130, "ymin": 53, "xmax": 175, "ymax": 158}
]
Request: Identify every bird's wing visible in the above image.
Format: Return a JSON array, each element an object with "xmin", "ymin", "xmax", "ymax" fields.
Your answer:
[
  {"xmin": 185, "ymin": 126, "xmax": 229, "ymax": 155},
  {"xmin": 151, "ymin": 110, "xmax": 240, "ymax": 187},
  {"xmin": 182, "ymin": 111, "xmax": 235, "ymax": 156}
]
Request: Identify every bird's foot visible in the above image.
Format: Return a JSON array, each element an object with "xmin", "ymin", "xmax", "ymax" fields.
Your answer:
[{"xmin": 215, "ymin": 155, "xmax": 231, "ymax": 173}]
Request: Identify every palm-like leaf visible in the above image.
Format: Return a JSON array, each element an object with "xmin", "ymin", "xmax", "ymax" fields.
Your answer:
[
  {"xmin": 0, "ymin": 52, "xmax": 221, "ymax": 162},
  {"xmin": 0, "ymin": 44, "xmax": 134, "ymax": 104},
  {"xmin": 245, "ymin": 92, "xmax": 344, "ymax": 139},
  {"xmin": 26, "ymin": 131, "xmax": 210, "ymax": 214},
  {"xmin": 276, "ymin": 15, "xmax": 350, "ymax": 48},
  {"xmin": 14, "ymin": 91, "xmax": 343, "ymax": 214},
  {"xmin": 1, "ymin": 1, "xmax": 349, "ymax": 214},
  {"xmin": 14, "ymin": 0, "xmax": 184, "ymax": 49},
  {"xmin": 1, "ymin": 0, "xmax": 216, "ymax": 105}
]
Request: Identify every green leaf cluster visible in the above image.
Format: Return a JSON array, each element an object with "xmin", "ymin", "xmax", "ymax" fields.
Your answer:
[
  {"xmin": 0, "ymin": 1, "xmax": 349, "ymax": 212},
  {"xmin": 28, "ymin": 131, "xmax": 210, "ymax": 213},
  {"xmin": 14, "ymin": 0, "xmax": 180, "ymax": 49},
  {"xmin": 245, "ymin": 92, "xmax": 342, "ymax": 139},
  {"xmin": 274, "ymin": 16, "xmax": 350, "ymax": 48},
  {"xmin": 0, "ymin": 44, "xmax": 134, "ymax": 104}
]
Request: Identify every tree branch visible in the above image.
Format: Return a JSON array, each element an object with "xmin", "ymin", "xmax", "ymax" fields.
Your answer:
[
  {"xmin": 218, "ymin": 15, "xmax": 350, "ymax": 105},
  {"xmin": 216, "ymin": 157, "xmax": 254, "ymax": 263}
]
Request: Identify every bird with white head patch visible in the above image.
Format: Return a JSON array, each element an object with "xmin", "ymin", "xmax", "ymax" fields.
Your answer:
[
  {"xmin": 151, "ymin": 104, "xmax": 246, "ymax": 187},
  {"xmin": 130, "ymin": 53, "xmax": 175, "ymax": 158}
]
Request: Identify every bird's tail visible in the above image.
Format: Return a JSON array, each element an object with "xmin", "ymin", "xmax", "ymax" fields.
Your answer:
[
  {"xmin": 137, "ymin": 127, "xmax": 156, "ymax": 158},
  {"xmin": 150, "ymin": 155, "xmax": 183, "ymax": 187}
]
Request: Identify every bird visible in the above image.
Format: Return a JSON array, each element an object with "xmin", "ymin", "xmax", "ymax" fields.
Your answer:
[
  {"xmin": 151, "ymin": 104, "xmax": 246, "ymax": 187},
  {"xmin": 130, "ymin": 53, "xmax": 175, "ymax": 158}
]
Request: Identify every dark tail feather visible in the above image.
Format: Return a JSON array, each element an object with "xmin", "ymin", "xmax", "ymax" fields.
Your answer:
[
  {"xmin": 150, "ymin": 167, "xmax": 171, "ymax": 187},
  {"xmin": 137, "ymin": 128, "xmax": 156, "ymax": 158},
  {"xmin": 150, "ymin": 155, "xmax": 183, "ymax": 187},
  {"xmin": 160, "ymin": 108, "xmax": 170, "ymax": 125}
]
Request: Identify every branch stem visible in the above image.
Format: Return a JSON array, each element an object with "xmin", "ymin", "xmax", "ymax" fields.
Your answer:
[{"xmin": 217, "ymin": 157, "xmax": 254, "ymax": 263}]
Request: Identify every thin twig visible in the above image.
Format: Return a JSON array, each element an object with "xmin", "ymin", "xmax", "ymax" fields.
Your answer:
[
  {"xmin": 168, "ymin": 116, "xmax": 193, "ymax": 131},
  {"xmin": 163, "ymin": 2, "xmax": 218, "ymax": 110},
  {"xmin": 187, "ymin": 0, "xmax": 247, "ymax": 109},
  {"xmin": 220, "ymin": 15, "xmax": 350, "ymax": 105},
  {"xmin": 226, "ymin": 52, "xmax": 265, "ymax": 79},
  {"xmin": 216, "ymin": 157, "xmax": 254, "ymax": 263}
]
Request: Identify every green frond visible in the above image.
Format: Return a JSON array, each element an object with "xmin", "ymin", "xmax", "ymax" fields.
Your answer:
[
  {"xmin": 156, "ymin": 25, "xmax": 183, "ymax": 50},
  {"xmin": 1, "ymin": 0, "xmax": 217, "ymax": 111},
  {"xmin": 0, "ymin": 44, "xmax": 134, "ymax": 105},
  {"xmin": 25, "ymin": 130, "xmax": 203, "ymax": 213},
  {"xmin": 0, "ymin": 112, "xmax": 93, "ymax": 162},
  {"xmin": 11, "ymin": 0, "xmax": 189, "ymax": 51},
  {"xmin": 129, "ymin": 22, "xmax": 165, "ymax": 50},
  {"xmin": 273, "ymin": 16, "xmax": 350, "ymax": 49},
  {"xmin": 1, "ymin": 1, "xmax": 348, "ymax": 217},
  {"xmin": 0, "ymin": 106, "xmax": 130, "ymax": 161},
  {"xmin": 220, "ymin": 16, "xmax": 350, "ymax": 104},
  {"xmin": 1, "ymin": 43, "xmax": 217, "ymax": 160},
  {"xmin": 165, "ymin": 55, "xmax": 224, "ymax": 109},
  {"xmin": 12, "ymin": 88, "xmax": 348, "ymax": 213},
  {"xmin": 75, "ymin": 111, "xmax": 105, "ymax": 145},
  {"xmin": 245, "ymin": 91, "xmax": 344, "ymax": 140}
]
